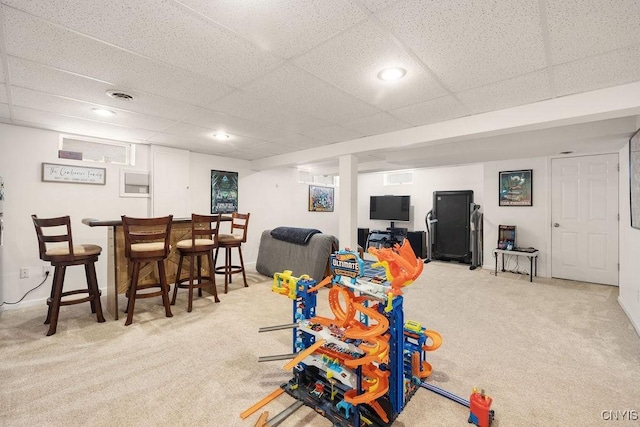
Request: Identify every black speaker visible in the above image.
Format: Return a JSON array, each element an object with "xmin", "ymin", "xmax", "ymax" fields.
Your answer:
[
  {"xmin": 406, "ymin": 231, "xmax": 427, "ymax": 259},
  {"xmin": 357, "ymin": 228, "xmax": 369, "ymax": 249},
  {"xmin": 432, "ymin": 190, "xmax": 473, "ymax": 263}
]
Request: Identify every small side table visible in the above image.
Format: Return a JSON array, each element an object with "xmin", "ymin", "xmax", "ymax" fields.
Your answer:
[{"xmin": 493, "ymin": 249, "xmax": 539, "ymax": 282}]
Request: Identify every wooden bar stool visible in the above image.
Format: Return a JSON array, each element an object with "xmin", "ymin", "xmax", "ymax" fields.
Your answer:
[
  {"xmin": 214, "ymin": 212, "xmax": 250, "ymax": 293},
  {"xmin": 121, "ymin": 215, "xmax": 173, "ymax": 326},
  {"xmin": 31, "ymin": 215, "xmax": 105, "ymax": 336},
  {"xmin": 171, "ymin": 213, "xmax": 221, "ymax": 312}
]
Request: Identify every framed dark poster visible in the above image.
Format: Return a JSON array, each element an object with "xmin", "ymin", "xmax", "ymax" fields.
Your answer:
[
  {"xmin": 211, "ymin": 170, "xmax": 238, "ymax": 214},
  {"xmin": 499, "ymin": 169, "xmax": 533, "ymax": 206}
]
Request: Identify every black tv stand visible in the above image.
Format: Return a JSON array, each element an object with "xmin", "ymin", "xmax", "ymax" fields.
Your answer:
[{"xmin": 367, "ymin": 228, "xmax": 407, "ymax": 250}]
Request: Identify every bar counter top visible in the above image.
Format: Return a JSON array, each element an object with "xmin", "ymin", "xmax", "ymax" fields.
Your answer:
[{"xmin": 82, "ymin": 217, "xmax": 196, "ymax": 227}]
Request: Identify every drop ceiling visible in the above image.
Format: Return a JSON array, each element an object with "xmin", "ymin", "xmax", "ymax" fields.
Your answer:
[{"xmin": 0, "ymin": 0, "xmax": 639, "ymax": 172}]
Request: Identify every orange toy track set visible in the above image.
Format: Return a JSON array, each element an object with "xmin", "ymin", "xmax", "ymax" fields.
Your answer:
[{"xmin": 243, "ymin": 239, "xmax": 495, "ymax": 426}]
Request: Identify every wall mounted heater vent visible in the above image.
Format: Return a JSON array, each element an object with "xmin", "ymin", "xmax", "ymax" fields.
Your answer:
[{"xmin": 120, "ymin": 170, "xmax": 149, "ymax": 198}]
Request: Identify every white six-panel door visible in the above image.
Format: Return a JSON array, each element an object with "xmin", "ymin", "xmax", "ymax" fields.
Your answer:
[{"xmin": 551, "ymin": 154, "xmax": 618, "ymax": 285}]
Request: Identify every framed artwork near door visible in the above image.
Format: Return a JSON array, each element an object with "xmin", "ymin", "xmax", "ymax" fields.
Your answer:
[
  {"xmin": 630, "ymin": 128, "xmax": 640, "ymax": 229},
  {"xmin": 499, "ymin": 169, "xmax": 532, "ymax": 206}
]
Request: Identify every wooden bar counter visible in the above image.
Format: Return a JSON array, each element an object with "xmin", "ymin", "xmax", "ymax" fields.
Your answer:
[{"xmin": 83, "ymin": 217, "xmax": 229, "ymax": 320}]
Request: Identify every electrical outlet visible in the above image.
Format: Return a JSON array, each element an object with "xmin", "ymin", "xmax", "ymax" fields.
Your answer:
[
  {"xmin": 42, "ymin": 266, "xmax": 52, "ymax": 277},
  {"xmin": 19, "ymin": 268, "xmax": 29, "ymax": 279}
]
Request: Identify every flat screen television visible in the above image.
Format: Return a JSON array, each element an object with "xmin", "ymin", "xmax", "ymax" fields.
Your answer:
[{"xmin": 369, "ymin": 195, "xmax": 410, "ymax": 222}]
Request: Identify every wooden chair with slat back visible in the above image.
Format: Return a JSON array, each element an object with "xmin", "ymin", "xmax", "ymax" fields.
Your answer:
[
  {"xmin": 31, "ymin": 215, "xmax": 105, "ymax": 336},
  {"xmin": 121, "ymin": 215, "xmax": 173, "ymax": 326},
  {"xmin": 214, "ymin": 212, "xmax": 250, "ymax": 293},
  {"xmin": 171, "ymin": 213, "xmax": 221, "ymax": 312}
]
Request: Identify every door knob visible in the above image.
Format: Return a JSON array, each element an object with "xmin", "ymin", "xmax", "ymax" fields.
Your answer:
[{"xmin": 553, "ymin": 223, "xmax": 560, "ymax": 227}]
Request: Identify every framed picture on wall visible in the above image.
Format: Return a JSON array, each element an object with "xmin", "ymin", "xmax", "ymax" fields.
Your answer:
[
  {"xmin": 309, "ymin": 185, "xmax": 334, "ymax": 212},
  {"xmin": 630, "ymin": 128, "xmax": 640, "ymax": 229},
  {"xmin": 211, "ymin": 170, "xmax": 238, "ymax": 214},
  {"xmin": 499, "ymin": 169, "xmax": 533, "ymax": 206}
]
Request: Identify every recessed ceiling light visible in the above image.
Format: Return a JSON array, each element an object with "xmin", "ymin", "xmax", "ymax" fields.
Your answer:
[
  {"xmin": 106, "ymin": 90, "xmax": 134, "ymax": 101},
  {"xmin": 377, "ymin": 67, "xmax": 407, "ymax": 81},
  {"xmin": 213, "ymin": 132, "xmax": 230, "ymax": 140},
  {"xmin": 91, "ymin": 108, "xmax": 116, "ymax": 117}
]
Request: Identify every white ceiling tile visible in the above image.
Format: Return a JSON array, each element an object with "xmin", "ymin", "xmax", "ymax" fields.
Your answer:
[
  {"xmin": 178, "ymin": 0, "xmax": 367, "ymax": 59},
  {"xmin": 155, "ymin": 121, "xmax": 266, "ymax": 151},
  {"xmin": 0, "ymin": 103, "xmax": 10, "ymax": 119},
  {"xmin": 342, "ymin": 112, "xmax": 410, "ymax": 136},
  {"xmin": 389, "ymin": 95, "xmax": 467, "ymax": 126},
  {"xmin": 271, "ymin": 134, "xmax": 327, "ymax": 149},
  {"xmin": 183, "ymin": 107, "xmax": 299, "ymax": 142},
  {"xmin": 243, "ymin": 64, "xmax": 380, "ymax": 123},
  {"xmin": 12, "ymin": 106, "xmax": 156, "ymax": 141},
  {"xmin": 11, "ymin": 87, "xmax": 178, "ymax": 132},
  {"xmin": 361, "ymin": 0, "xmax": 400, "ymax": 12},
  {"xmin": 2, "ymin": 7, "xmax": 233, "ymax": 106},
  {"xmin": 3, "ymin": 0, "xmax": 282, "ymax": 87},
  {"xmin": 8, "ymin": 57, "xmax": 202, "ymax": 121},
  {"xmin": 149, "ymin": 126, "xmax": 237, "ymax": 155},
  {"xmin": 209, "ymin": 90, "xmax": 331, "ymax": 133},
  {"xmin": 456, "ymin": 70, "xmax": 552, "ymax": 114},
  {"xmin": 376, "ymin": 0, "xmax": 547, "ymax": 91},
  {"xmin": 226, "ymin": 142, "xmax": 293, "ymax": 161},
  {"xmin": 0, "ymin": 63, "xmax": 4, "ymax": 82},
  {"xmin": 294, "ymin": 20, "xmax": 447, "ymax": 110},
  {"xmin": 0, "ymin": 85, "xmax": 7, "ymax": 104},
  {"xmin": 554, "ymin": 45, "xmax": 640, "ymax": 97},
  {"xmin": 303, "ymin": 124, "xmax": 365, "ymax": 143},
  {"xmin": 546, "ymin": 0, "xmax": 640, "ymax": 64}
]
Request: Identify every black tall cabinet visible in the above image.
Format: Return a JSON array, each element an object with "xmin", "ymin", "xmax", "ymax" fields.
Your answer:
[{"xmin": 432, "ymin": 190, "xmax": 473, "ymax": 264}]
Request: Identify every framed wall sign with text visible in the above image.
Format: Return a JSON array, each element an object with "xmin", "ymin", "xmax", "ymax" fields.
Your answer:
[{"xmin": 42, "ymin": 163, "xmax": 106, "ymax": 185}]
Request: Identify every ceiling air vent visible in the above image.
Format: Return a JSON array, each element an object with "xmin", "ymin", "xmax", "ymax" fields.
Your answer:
[{"xmin": 106, "ymin": 90, "xmax": 134, "ymax": 101}]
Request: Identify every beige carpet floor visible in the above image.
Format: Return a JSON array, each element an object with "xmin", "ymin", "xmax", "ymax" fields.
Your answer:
[{"xmin": 1, "ymin": 262, "xmax": 639, "ymax": 427}]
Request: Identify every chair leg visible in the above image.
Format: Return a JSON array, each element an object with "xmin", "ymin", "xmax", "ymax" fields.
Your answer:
[
  {"xmin": 225, "ymin": 247, "xmax": 231, "ymax": 294},
  {"xmin": 172, "ymin": 254, "xmax": 185, "ymax": 306},
  {"xmin": 238, "ymin": 245, "xmax": 248, "ymax": 288},
  {"xmin": 187, "ymin": 256, "xmax": 195, "ymax": 313},
  {"xmin": 158, "ymin": 260, "xmax": 173, "ymax": 318},
  {"xmin": 196, "ymin": 256, "xmax": 203, "ymax": 298},
  {"xmin": 85, "ymin": 261, "xmax": 105, "ymax": 323},
  {"xmin": 125, "ymin": 262, "xmax": 140, "ymax": 326},
  {"xmin": 207, "ymin": 250, "xmax": 220, "ymax": 303},
  {"xmin": 46, "ymin": 266, "xmax": 66, "ymax": 336},
  {"xmin": 44, "ymin": 266, "xmax": 60, "ymax": 325}
]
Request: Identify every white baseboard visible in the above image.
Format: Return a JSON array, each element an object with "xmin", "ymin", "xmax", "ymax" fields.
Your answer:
[{"xmin": 618, "ymin": 296, "xmax": 640, "ymax": 338}]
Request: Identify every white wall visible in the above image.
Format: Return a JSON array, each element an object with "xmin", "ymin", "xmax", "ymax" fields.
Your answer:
[
  {"xmin": 358, "ymin": 164, "xmax": 485, "ymax": 233},
  {"xmin": 482, "ymin": 157, "xmax": 549, "ymax": 276},
  {"xmin": 618, "ymin": 143, "xmax": 640, "ymax": 334},
  {"xmin": 242, "ymin": 168, "xmax": 339, "ymax": 255},
  {"xmin": 0, "ymin": 123, "xmax": 149, "ymax": 308},
  {"xmin": 189, "ymin": 155, "xmax": 340, "ymax": 263}
]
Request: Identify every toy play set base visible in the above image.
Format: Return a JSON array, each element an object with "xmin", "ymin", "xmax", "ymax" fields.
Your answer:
[{"xmin": 242, "ymin": 239, "xmax": 494, "ymax": 426}]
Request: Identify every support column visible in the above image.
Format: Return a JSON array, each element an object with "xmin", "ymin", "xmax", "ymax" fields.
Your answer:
[{"xmin": 338, "ymin": 154, "xmax": 358, "ymax": 252}]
